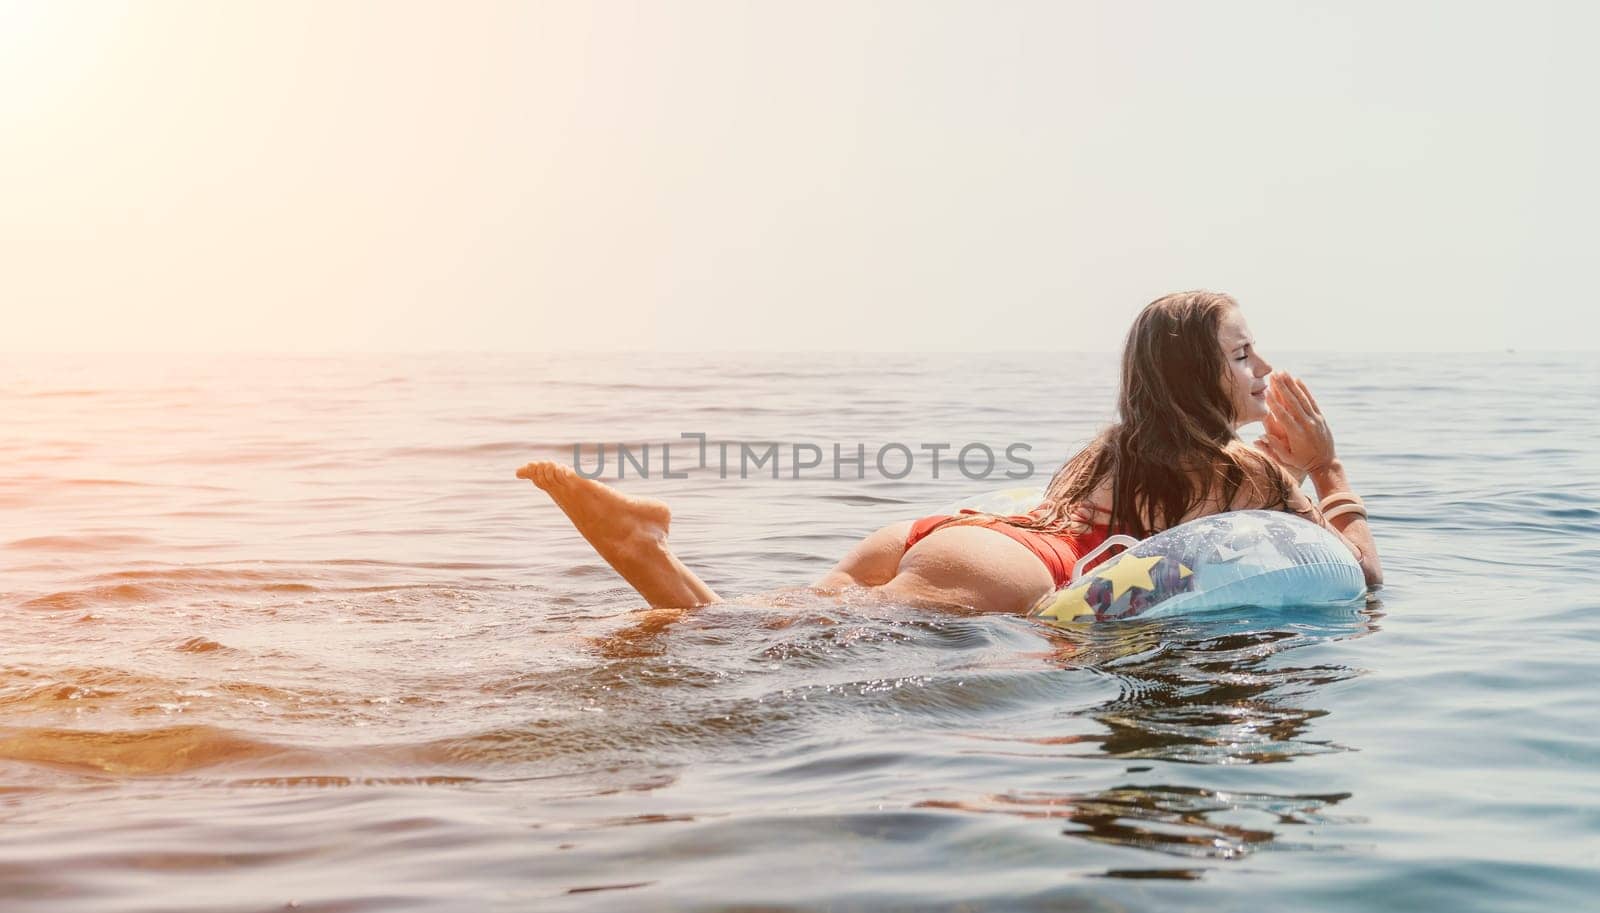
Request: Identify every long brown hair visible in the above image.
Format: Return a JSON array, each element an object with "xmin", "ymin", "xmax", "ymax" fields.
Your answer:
[{"xmin": 998, "ymin": 290, "xmax": 1292, "ymax": 538}]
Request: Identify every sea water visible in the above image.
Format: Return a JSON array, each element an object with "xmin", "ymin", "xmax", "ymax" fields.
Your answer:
[{"xmin": 2, "ymin": 351, "xmax": 1597, "ymax": 912}]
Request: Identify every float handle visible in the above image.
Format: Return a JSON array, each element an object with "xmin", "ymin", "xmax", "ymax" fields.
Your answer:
[{"xmin": 1069, "ymin": 535, "xmax": 1142, "ymax": 584}]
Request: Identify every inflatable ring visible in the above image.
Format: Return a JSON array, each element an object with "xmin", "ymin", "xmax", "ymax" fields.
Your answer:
[
  {"xmin": 1033, "ymin": 509, "xmax": 1366, "ymax": 623},
  {"xmin": 940, "ymin": 489, "xmax": 1366, "ymax": 623}
]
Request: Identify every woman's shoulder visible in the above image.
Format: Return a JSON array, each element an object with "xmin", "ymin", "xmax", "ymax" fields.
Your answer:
[
  {"xmin": 1221, "ymin": 439, "xmax": 1289, "ymax": 482},
  {"xmin": 1221, "ymin": 438, "xmax": 1270, "ymax": 462},
  {"xmin": 1219, "ymin": 440, "xmax": 1315, "ymax": 513}
]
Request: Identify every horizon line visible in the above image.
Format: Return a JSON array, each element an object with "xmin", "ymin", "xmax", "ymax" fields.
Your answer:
[{"xmin": 2, "ymin": 347, "xmax": 1587, "ymax": 356}]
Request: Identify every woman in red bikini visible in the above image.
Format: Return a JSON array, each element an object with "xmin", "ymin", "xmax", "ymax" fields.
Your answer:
[{"xmin": 516, "ymin": 291, "xmax": 1382, "ymax": 617}]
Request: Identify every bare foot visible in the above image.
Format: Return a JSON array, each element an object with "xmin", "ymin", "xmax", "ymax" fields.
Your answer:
[
  {"xmin": 516, "ymin": 461, "xmax": 720, "ymax": 609},
  {"xmin": 517, "ymin": 460, "xmax": 672, "ymax": 549}
]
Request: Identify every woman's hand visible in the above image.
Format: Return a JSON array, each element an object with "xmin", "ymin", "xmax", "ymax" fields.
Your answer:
[{"xmin": 1256, "ymin": 370, "xmax": 1337, "ymax": 479}]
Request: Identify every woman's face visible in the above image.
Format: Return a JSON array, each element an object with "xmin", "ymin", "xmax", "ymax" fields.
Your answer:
[{"xmin": 1216, "ymin": 306, "xmax": 1272, "ymax": 426}]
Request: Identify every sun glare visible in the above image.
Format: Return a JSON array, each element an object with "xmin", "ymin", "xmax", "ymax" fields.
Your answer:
[{"xmin": 0, "ymin": 1, "xmax": 124, "ymax": 120}]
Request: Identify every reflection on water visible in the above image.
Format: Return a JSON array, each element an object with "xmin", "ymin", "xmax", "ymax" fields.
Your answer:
[
  {"xmin": 914, "ymin": 605, "xmax": 1376, "ymax": 877},
  {"xmin": 1075, "ymin": 606, "xmax": 1380, "ymax": 764},
  {"xmin": 920, "ymin": 782, "xmax": 1353, "ymax": 870}
]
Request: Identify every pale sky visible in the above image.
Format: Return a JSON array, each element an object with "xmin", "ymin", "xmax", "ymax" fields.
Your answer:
[{"xmin": 3, "ymin": 0, "xmax": 1595, "ymax": 352}]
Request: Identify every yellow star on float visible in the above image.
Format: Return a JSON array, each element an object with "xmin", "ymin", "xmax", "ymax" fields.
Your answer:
[
  {"xmin": 1093, "ymin": 553, "xmax": 1163, "ymax": 600},
  {"xmin": 1035, "ymin": 583, "xmax": 1094, "ymax": 622}
]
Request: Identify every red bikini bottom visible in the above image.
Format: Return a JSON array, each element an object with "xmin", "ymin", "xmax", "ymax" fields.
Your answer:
[{"xmin": 903, "ymin": 511, "xmax": 1111, "ymax": 589}]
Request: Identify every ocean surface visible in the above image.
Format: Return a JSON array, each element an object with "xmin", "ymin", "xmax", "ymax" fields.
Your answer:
[{"xmin": 3, "ymin": 351, "xmax": 1597, "ymax": 912}]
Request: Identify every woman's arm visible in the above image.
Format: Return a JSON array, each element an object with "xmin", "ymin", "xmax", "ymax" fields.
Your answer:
[
  {"xmin": 1306, "ymin": 460, "xmax": 1382, "ymax": 586},
  {"xmin": 1253, "ymin": 371, "xmax": 1383, "ymax": 587}
]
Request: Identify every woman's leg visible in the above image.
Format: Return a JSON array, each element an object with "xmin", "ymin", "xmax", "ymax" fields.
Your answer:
[
  {"xmin": 520, "ymin": 460, "xmax": 1055, "ymax": 616},
  {"xmin": 516, "ymin": 461, "xmax": 720, "ymax": 609}
]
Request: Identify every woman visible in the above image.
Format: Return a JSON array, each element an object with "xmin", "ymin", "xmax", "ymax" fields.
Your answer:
[{"xmin": 516, "ymin": 291, "xmax": 1382, "ymax": 616}]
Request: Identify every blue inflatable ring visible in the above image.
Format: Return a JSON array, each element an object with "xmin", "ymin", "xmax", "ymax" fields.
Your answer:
[{"xmin": 1032, "ymin": 509, "xmax": 1366, "ymax": 623}]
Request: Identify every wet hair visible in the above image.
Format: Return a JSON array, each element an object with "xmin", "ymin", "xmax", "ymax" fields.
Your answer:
[{"xmin": 1015, "ymin": 290, "xmax": 1294, "ymax": 538}]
